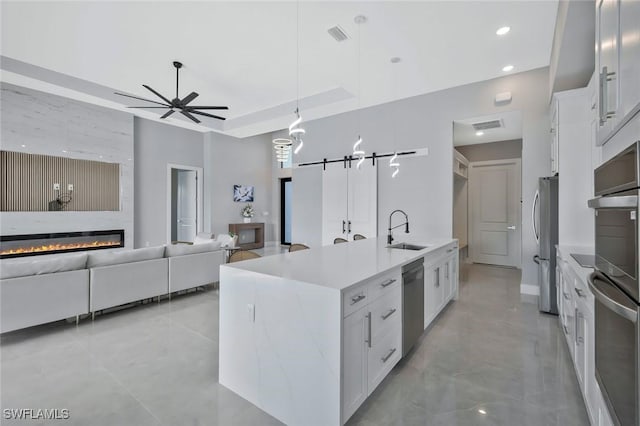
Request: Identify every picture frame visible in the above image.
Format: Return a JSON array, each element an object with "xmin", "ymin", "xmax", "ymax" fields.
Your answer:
[{"xmin": 233, "ymin": 185, "xmax": 254, "ymax": 202}]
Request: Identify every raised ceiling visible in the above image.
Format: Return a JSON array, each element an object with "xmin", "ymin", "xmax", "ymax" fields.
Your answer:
[
  {"xmin": 1, "ymin": 1, "xmax": 558, "ymax": 137},
  {"xmin": 453, "ymin": 110, "xmax": 523, "ymax": 146}
]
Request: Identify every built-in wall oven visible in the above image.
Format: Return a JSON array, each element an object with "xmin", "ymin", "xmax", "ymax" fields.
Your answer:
[{"xmin": 588, "ymin": 141, "xmax": 640, "ymax": 426}]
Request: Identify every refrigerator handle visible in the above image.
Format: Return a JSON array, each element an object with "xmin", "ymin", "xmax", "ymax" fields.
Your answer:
[{"xmin": 531, "ymin": 190, "xmax": 540, "ymax": 244}]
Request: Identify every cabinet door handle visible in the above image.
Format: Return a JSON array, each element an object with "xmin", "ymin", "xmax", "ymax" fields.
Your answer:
[
  {"xmin": 342, "ymin": 220, "xmax": 346, "ymax": 234},
  {"xmin": 435, "ymin": 268, "xmax": 440, "ymax": 287},
  {"xmin": 381, "ymin": 278, "xmax": 396, "ymax": 288},
  {"xmin": 381, "ymin": 348, "xmax": 396, "ymax": 363},
  {"xmin": 348, "ymin": 220, "xmax": 352, "ymax": 233},
  {"xmin": 365, "ymin": 312, "xmax": 372, "ymax": 348},
  {"xmin": 599, "ymin": 66, "xmax": 617, "ymax": 125},
  {"xmin": 445, "ymin": 264, "xmax": 449, "ymax": 279},
  {"xmin": 574, "ymin": 288, "xmax": 585, "ymax": 298},
  {"xmin": 381, "ymin": 308, "xmax": 397, "ymax": 320},
  {"xmin": 350, "ymin": 294, "xmax": 366, "ymax": 305},
  {"xmin": 447, "ymin": 248, "xmax": 454, "ymax": 253}
]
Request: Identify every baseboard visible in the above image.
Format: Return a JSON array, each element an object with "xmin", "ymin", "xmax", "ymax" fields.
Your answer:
[{"xmin": 520, "ymin": 283, "xmax": 539, "ymax": 296}]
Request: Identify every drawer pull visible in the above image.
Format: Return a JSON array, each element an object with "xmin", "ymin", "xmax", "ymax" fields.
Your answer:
[
  {"xmin": 381, "ymin": 308, "xmax": 397, "ymax": 320},
  {"xmin": 574, "ymin": 288, "xmax": 586, "ymax": 298},
  {"xmin": 380, "ymin": 279, "xmax": 397, "ymax": 288},
  {"xmin": 350, "ymin": 294, "xmax": 366, "ymax": 305},
  {"xmin": 447, "ymin": 248, "xmax": 454, "ymax": 253},
  {"xmin": 381, "ymin": 348, "xmax": 396, "ymax": 363}
]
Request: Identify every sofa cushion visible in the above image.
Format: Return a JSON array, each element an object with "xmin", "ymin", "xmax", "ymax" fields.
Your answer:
[
  {"xmin": 0, "ymin": 253, "xmax": 88, "ymax": 279},
  {"xmin": 194, "ymin": 232, "xmax": 215, "ymax": 245},
  {"xmin": 165, "ymin": 241, "xmax": 221, "ymax": 257},
  {"xmin": 87, "ymin": 246, "xmax": 165, "ymax": 268}
]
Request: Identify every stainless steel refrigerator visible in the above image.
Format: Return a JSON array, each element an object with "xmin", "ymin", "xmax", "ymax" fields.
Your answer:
[{"xmin": 532, "ymin": 176, "xmax": 558, "ymax": 314}]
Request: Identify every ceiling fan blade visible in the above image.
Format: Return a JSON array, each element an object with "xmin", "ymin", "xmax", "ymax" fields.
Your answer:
[
  {"xmin": 161, "ymin": 109, "xmax": 175, "ymax": 119},
  {"xmin": 114, "ymin": 92, "xmax": 170, "ymax": 107},
  {"xmin": 180, "ymin": 109, "xmax": 201, "ymax": 123},
  {"xmin": 180, "ymin": 92, "xmax": 199, "ymax": 106},
  {"xmin": 185, "ymin": 106, "xmax": 229, "ymax": 110},
  {"xmin": 142, "ymin": 84, "xmax": 173, "ymax": 105},
  {"xmin": 187, "ymin": 109, "xmax": 227, "ymax": 121},
  {"xmin": 127, "ymin": 106, "xmax": 172, "ymax": 109}
]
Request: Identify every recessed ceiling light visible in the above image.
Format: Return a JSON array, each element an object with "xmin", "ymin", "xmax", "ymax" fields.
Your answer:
[
  {"xmin": 20, "ymin": 144, "xmax": 26, "ymax": 148},
  {"xmin": 478, "ymin": 408, "xmax": 487, "ymax": 415},
  {"xmin": 502, "ymin": 65, "xmax": 514, "ymax": 72},
  {"xmin": 62, "ymin": 150, "xmax": 68, "ymax": 153},
  {"xmin": 390, "ymin": 57, "xmax": 402, "ymax": 64},
  {"xmin": 496, "ymin": 26, "xmax": 510, "ymax": 36},
  {"xmin": 476, "ymin": 131, "xmax": 484, "ymax": 136}
]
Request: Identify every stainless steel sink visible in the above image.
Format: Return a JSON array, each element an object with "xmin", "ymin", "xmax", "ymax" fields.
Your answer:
[{"xmin": 388, "ymin": 243, "xmax": 428, "ymax": 251}]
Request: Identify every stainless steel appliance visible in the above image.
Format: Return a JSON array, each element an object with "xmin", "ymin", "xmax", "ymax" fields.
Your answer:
[
  {"xmin": 402, "ymin": 258, "xmax": 424, "ymax": 357},
  {"xmin": 588, "ymin": 141, "xmax": 640, "ymax": 426},
  {"xmin": 533, "ymin": 176, "xmax": 559, "ymax": 314}
]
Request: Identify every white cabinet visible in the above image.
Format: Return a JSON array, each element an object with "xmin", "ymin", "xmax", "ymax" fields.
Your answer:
[
  {"xmin": 618, "ymin": 0, "xmax": 640, "ymax": 122},
  {"xmin": 322, "ymin": 162, "xmax": 377, "ymax": 245},
  {"xmin": 342, "ymin": 270, "xmax": 401, "ymax": 424},
  {"xmin": 596, "ymin": 0, "xmax": 640, "ymax": 145},
  {"xmin": 342, "ymin": 307, "xmax": 369, "ymax": 420},
  {"xmin": 557, "ymin": 248, "xmax": 604, "ymax": 425},
  {"xmin": 424, "ymin": 244, "xmax": 459, "ymax": 329}
]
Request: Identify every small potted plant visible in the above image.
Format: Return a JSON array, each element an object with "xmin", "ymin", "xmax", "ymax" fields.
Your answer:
[{"xmin": 241, "ymin": 203, "xmax": 255, "ymax": 223}]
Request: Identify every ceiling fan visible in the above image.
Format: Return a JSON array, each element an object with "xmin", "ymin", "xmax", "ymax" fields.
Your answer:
[{"xmin": 114, "ymin": 61, "xmax": 228, "ymax": 123}]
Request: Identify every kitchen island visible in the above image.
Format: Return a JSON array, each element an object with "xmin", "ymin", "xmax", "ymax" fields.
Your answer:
[{"xmin": 219, "ymin": 237, "xmax": 458, "ymax": 426}]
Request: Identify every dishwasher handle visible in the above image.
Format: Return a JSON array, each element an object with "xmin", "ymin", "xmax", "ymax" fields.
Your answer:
[{"xmin": 402, "ymin": 266, "xmax": 424, "ymax": 284}]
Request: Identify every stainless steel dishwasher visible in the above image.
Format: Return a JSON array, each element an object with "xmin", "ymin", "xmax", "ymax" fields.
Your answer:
[{"xmin": 402, "ymin": 258, "xmax": 424, "ymax": 357}]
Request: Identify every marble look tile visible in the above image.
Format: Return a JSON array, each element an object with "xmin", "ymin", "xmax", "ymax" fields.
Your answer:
[{"xmin": 1, "ymin": 264, "xmax": 587, "ymax": 426}]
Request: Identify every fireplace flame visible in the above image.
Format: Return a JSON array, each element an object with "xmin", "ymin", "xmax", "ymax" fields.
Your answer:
[{"xmin": 0, "ymin": 241, "xmax": 120, "ymax": 256}]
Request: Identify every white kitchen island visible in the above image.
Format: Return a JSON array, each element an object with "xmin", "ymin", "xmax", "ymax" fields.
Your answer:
[{"xmin": 219, "ymin": 237, "xmax": 458, "ymax": 426}]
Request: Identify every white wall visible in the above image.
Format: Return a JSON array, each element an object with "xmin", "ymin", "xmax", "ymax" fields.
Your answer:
[
  {"xmin": 0, "ymin": 82, "xmax": 135, "ymax": 247},
  {"xmin": 205, "ymin": 132, "xmax": 275, "ymax": 241},
  {"xmin": 276, "ymin": 67, "xmax": 551, "ymax": 292},
  {"xmin": 134, "ymin": 117, "xmax": 204, "ymax": 248}
]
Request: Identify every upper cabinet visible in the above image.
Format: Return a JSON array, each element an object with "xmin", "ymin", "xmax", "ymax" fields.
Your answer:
[
  {"xmin": 596, "ymin": 0, "xmax": 640, "ymax": 145},
  {"xmin": 321, "ymin": 161, "xmax": 377, "ymax": 245}
]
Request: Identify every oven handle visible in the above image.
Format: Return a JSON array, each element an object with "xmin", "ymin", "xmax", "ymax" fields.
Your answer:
[
  {"xmin": 588, "ymin": 272, "xmax": 638, "ymax": 323},
  {"xmin": 588, "ymin": 195, "xmax": 638, "ymax": 209}
]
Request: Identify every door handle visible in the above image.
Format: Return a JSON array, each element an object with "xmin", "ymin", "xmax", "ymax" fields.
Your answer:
[
  {"xmin": 365, "ymin": 312, "xmax": 372, "ymax": 348},
  {"xmin": 342, "ymin": 220, "xmax": 346, "ymax": 234},
  {"xmin": 507, "ymin": 225, "xmax": 516, "ymax": 230},
  {"xmin": 348, "ymin": 220, "xmax": 352, "ymax": 234},
  {"xmin": 381, "ymin": 308, "xmax": 396, "ymax": 320},
  {"xmin": 532, "ymin": 190, "xmax": 539, "ymax": 243}
]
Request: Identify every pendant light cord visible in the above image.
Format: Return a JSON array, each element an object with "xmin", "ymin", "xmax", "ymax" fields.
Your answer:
[{"xmin": 296, "ymin": 0, "xmax": 300, "ymax": 112}]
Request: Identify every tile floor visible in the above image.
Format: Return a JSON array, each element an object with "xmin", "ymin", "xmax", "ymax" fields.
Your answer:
[{"xmin": 0, "ymin": 263, "xmax": 589, "ymax": 426}]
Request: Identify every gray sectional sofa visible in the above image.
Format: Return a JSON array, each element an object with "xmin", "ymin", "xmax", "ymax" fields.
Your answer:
[{"xmin": 0, "ymin": 242, "xmax": 224, "ymax": 333}]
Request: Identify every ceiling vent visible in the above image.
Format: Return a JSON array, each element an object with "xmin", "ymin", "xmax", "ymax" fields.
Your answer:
[
  {"xmin": 327, "ymin": 25, "xmax": 349, "ymax": 42},
  {"xmin": 472, "ymin": 119, "xmax": 503, "ymax": 131}
]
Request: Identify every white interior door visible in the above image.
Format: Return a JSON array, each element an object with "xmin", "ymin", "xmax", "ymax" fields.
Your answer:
[
  {"xmin": 469, "ymin": 159, "xmax": 521, "ymax": 267},
  {"xmin": 347, "ymin": 162, "xmax": 377, "ymax": 240},
  {"xmin": 177, "ymin": 170, "xmax": 197, "ymax": 242},
  {"xmin": 322, "ymin": 163, "xmax": 348, "ymax": 245}
]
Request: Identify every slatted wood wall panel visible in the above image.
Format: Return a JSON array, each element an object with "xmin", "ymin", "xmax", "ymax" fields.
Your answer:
[{"xmin": 1, "ymin": 151, "xmax": 120, "ymax": 211}]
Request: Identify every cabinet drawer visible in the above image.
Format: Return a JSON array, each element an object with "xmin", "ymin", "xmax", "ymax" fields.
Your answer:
[
  {"xmin": 367, "ymin": 326, "xmax": 402, "ymax": 394},
  {"xmin": 343, "ymin": 284, "xmax": 369, "ymax": 317},
  {"xmin": 368, "ymin": 270, "xmax": 401, "ymax": 303},
  {"xmin": 369, "ymin": 284, "xmax": 401, "ymax": 341}
]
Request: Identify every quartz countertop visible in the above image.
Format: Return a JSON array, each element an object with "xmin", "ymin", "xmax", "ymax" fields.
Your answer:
[
  {"xmin": 222, "ymin": 237, "xmax": 456, "ymax": 292},
  {"xmin": 556, "ymin": 244, "xmax": 595, "ymax": 286}
]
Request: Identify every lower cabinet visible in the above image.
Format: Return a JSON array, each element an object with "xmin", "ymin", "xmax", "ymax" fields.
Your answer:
[
  {"xmin": 342, "ymin": 270, "xmax": 401, "ymax": 424},
  {"xmin": 557, "ymin": 249, "xmax": 613, "ymax": 426},
  {"xmin": 424, "ymin": 247, "xmax": 458, "ymax": 329}
]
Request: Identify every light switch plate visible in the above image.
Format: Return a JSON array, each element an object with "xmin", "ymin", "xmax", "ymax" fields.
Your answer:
[{"xmin": 67, "ymin": 184, "xmax": 74, "ymax": 191}]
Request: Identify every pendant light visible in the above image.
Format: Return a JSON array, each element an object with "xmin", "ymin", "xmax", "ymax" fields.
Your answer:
[
  {"xmin": 352, "ymin": 15, "xmax": 367, "ymax": 169},
  {"xmin": 273, "ymin": 138, "xmax": 292, "ymax": 164},
  {"xmin": 289, "ymin": 0, "xmax": 305, "ymax": 155},
  {"xmin": 389, "ymin": 56, "xmax": 401, "ymax": 178}
]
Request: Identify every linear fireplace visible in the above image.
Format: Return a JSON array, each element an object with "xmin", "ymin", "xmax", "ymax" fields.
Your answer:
[{"xmin": 0, "ymin": 230, "xmax": 124, "ymax": 259}]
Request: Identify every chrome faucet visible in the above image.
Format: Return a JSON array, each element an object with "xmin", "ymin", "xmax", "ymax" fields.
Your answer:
[{"xmin": 387, "ymin": 209, "xmax": 409, "ymax": 245}]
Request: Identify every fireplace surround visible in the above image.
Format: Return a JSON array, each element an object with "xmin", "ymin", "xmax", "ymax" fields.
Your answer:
[{"xmin": 0, "ymin": 230, "xmax": 124, "ymax": 259}]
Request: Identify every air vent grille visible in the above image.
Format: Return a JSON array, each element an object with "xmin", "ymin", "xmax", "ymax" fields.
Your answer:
[
  {"xmin": 327, "ymin": 26, "xmax": 349, "ymax": 42},
  {"xmin": 472, "ymin": 120, "xmax": 503, "ymax": 131}
]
